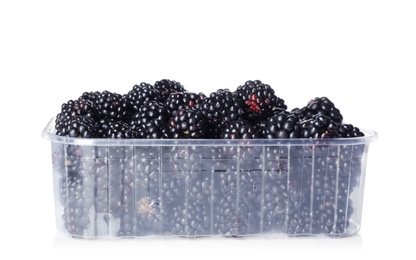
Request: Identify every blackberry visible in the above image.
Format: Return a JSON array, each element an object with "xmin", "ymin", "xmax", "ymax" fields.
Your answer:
[
  {"xmin": 164, "ymin": 92, "xmax": 206, "ymax": 113},
  {"xmin": 126, "ymin": 82, "xmax": 161, "ymax": 112},
  {"xmin": 107, "ymin": 120, "xmax": 139, "ymax": 139},
  {"xmin": 56, "ymin": 115, "xmax": 96, "ymax": 138},
  {"xmin": 167, "ymin": 109, "xmax": 209, "ymax": 139},
  {"xmin": 154, "ymin": 79, "xmax": 186, "ymax": 102},
  {"xmin": 129, "ymin": 101, "xmax": 169, "ymax": 139},
  {"xmin": 294, "ymin": 97, "xmax": 343, "ymax": 124},
  {"xmin": 93, "ymin": 91, "xmax": 130, "ymax": 121},
  {"xmin": 201, "ymin": 89, "xmax": 244, "ymax": 138},
  {"xmin": 220, "ymin": 119, "xmax": 260, "ymax": 139},
  {"xmin": 235, "ymin": 80, "xmax": 287, "ymax": 122},
  {"xmin": 94, "ymin": 117, "xmax": 114, "ymax": 138},
  {"xmin": 300, "ymin": 115, "xmax": 339, "ymax": 138},
  {"xmin": 55, "ymin": 99, "xmax": 96, "ymax": 135},
  {"xmin": 257, "ymin": 111, "xmax": 301, "ymax": 138},
  {"xmin": 337, "ymin": 124, "xmax": 364, "ymax": 138}
]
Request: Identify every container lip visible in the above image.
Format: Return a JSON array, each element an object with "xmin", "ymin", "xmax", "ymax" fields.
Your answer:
[{"xmin": 42, "ymin": 117, "xmax": 378, "ymax": 147}]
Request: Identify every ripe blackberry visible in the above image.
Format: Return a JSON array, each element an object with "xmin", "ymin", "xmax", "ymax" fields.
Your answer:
[
  {"xmin": 257, "ymin": 111, "xmax": 301, "ymax": 139},
  {"xmin": 294, "ymin": 97, "xmax": 343, "ymax": 124},
  {"xmin": 167, "ymin": 109, "xmax": 209, "ymax": 139},
  {"xmin": 94, "ymin": 117, "xmax": 114, "ymax": 138},
  {"xmin": 129, "ymin": 101, "xmax": 169, "ymax": 139},
  {"xmin": 220, "ymin": 119, "xmax": 260, "ymax": 139},
  {"xmin": 126, "ymin": 82, "xmax": 161, "ymax": 112},
  {"xmin": 300, "ymin": 115, "xmax": 339, "ymax": 138},
  {"xmin": 235, "ymin": 80, "xmax": 287, "ymax": 122},
  {"xmin": 164, "ymin": 91, "xmax": 206, "ymax": 113},
  {"xmin": 107, "ymin": 120, "xmax": 139, "ymax": 139},
  {"xmin": 201, "ymin": 89, "xmax": 244, "ymax": 138},
  {"xmin": 55, "ymin": 98, "xmax": 96, "ymax": 134},
  {"xmin": 154, "ymin": 79, "xmax": 186, "ymax": 102},
  {"xmin": 93, "ymin": 91, "xmax": 130, "ymax": 121},
  {"xmin": 56, "ymin": 115, "xmax": 96, "ymax": 138},
  {"xmin": 337, "ymin": 124, "xmax": 364, "ymax": 138}
]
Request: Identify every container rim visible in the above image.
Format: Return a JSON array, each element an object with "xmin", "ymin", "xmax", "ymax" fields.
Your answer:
[{"xmin": 42, "ymin": 117, "xmax": 378, "ymax": 147}]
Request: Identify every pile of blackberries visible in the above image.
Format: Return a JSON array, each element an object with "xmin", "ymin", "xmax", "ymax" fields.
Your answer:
[
  {"xmin": 51, "ymin": 79, "xmax": 368, "ymax": 238},
  {"xmin": 55, "ymin": 79, "xmax": 364, "ymax": 139}
]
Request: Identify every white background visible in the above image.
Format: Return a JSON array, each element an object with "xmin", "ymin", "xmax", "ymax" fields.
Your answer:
[{"xmin": 1, "ymin": 0, "xmax": 415, "ymax": 259}]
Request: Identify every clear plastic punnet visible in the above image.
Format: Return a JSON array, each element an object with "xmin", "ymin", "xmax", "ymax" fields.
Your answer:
[{"xmin": 42, "ymin": 118, "xmax": 378, "ymax": 239}]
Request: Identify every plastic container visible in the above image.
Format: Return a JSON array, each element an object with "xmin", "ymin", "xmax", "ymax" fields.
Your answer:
[{"xmin": 42, "ymin": 118, "xmax": 377, "ymax": 239}]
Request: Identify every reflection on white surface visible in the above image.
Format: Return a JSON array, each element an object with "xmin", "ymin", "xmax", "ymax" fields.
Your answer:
[{"xmin": 52, "ymin": 233, "xmax": 363, "ymax": 258}]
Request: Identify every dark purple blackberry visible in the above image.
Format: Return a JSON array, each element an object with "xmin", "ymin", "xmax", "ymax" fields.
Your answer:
[
  {"xmin": 167, "ymin": 109, "xmax": 209, "ymax": 139},
  {"xmin": 154, "ymin": 79, "xmax": 186, "ymax": 102},
  {"xmin": 257, "ymin": 111, "xmax": 301, "ymax": 139},
  {"xmin": 126, "ymin": 82, "xmax": 161, "ymax": 112},
  {"xmin": 300, "ymin": 115, "xmax": 339, "ymax": 138},
  {"xmin": 129, "ymin": 101, "xmax": 169, "ymax": 139},
  {"xmin": 235, "ymin": 80, "xmax": 287, "ymax": 122},
  {"xmin": 56, "ymin": 115, "xmax": 96, "ymax": 138},
  {"xmin": 55, "ymin": 99, "xmax": 97, "ymax": 135},
  {"xmin": 220, "ymin": 119, "xmax": 260, "ymax": 139},
  {"xmin": 337, "ymin": 124, "xmax": 364, "ymax": 138},
  {"xmin": 201, "ymin": 89, "xmax": 244, "ymax": 138},
  {"xmin": 107, "ymin": 120, "xmax": 139, "ymax": 139},
  {"xmin": 294, "ymin": 97, "xmax": 343, "ymax": 124},
  {"xmin": 93, "ymin": 91, "xmax": 130, "ymax": 121},
  {"xmin": 94, "ymin": 117, "xmax": 114, "ymax": 138},
  {"xmin": 164, "ymin": 92, "xmax": 206, "ymax": 113}
]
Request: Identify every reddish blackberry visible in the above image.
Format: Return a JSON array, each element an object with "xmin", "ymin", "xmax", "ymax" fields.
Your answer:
[
  {"xmin": 164, "ymin": 91, "xmax": 206, "ymax": 113},
  {"xmin": 220, "ymin": 119, "xmax": 260, "ymax": 139},
  {"xmin": 129, "ymin": 101, "xmax": 169, "ymax": 139},
  {"xmin": 201, "ymin": 89, "xmax": 244, "ymax": 138},
  {"xmin": 235, "ymin": 80, "xmax": 287, "ymax": 122},
  {"xmin": 154, "ymin": 79, "xmax": 186, "ymax": 101},
  {"xmin": 294, "ymin": 97, "xmax": 343, "ymax": 124},
  {"xmin": 126, "ymin": 82, "xmax": 161, "ymax": 112},
  {"xmin": 258, "ymin": 111, "xmax": 301, "ymax": 138},
  {"xmin": 300, "ymin": 115, "xmax": 339, "ymax": 138},
  {"xmin": 167, "ymin": 109, "xmax": 209, "ymax": 139}
]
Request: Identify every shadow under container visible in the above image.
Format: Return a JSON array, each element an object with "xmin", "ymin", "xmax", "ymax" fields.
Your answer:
[{"xmin": 42, "ymin": 119, "xmax": 378, "ymax": 239}]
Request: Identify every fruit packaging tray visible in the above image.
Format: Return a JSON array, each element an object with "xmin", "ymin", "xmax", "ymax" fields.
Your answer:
[{"xmin": 42, "ymin": 118, "xmax": 377, "ymax": 239}]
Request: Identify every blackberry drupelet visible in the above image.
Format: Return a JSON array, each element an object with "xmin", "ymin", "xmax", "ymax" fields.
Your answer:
[
  {"xmin": 235, "ymin": 80, "xmax": 287, "ymax": 122},
  {"xmin": 164, "ymin": 92, "xmax": 206, "ymax": 113},
  {"xmin": 257, "ymin": 110, "xmax": 301, "ymax": 138},
  {"xmin": 168, "ymin": 109, "xmax": 209, "ymax": 139},
  {"xmin": 220, "ymin": 119, "xmax": 260, "ymax": 139},
  {"xmin": 154, "ymin": 79, "xmax": 186, "ymax": 102},
  {"xmin": 126, "ymin": 82, "xmax": 161, "ymax": 112},
  {"xmin": 294, "ymin": 97, "xmax": 343, "ymax": 124},
  {"xmin": 129, "ymin": 101, "xmax": 169, "ymax": 138},
  {"xmin": 201, "ymin": 89, "xmax": 244, "ymax": 138}
]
